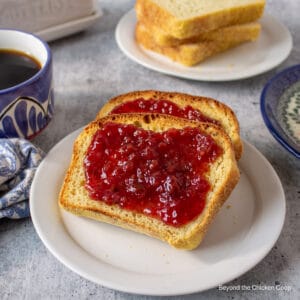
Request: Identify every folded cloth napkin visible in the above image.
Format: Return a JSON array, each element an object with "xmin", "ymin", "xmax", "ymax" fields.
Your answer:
[{"xmin": 0, "ymin": 139, "xmax": 44, "ymax": 219}]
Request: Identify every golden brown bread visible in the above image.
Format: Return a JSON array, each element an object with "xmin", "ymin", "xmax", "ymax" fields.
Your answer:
[
  {"xmin": 97, "ymin": 90, "xmax": 243, "ymax": 160},
  {"xmin": 135, "ymin": 21, "xmax": 260, "ymax": 66},
  {"xmin": 140, "ymin": 20, "xmax": 261, "ymax": 47},
  {"xmin": 59, "ymin": 114, "xmax": 240, "ymax": 250},
  {"xmin": 135, "ymin": 0, "xmax": 265, "ymax": 39}
]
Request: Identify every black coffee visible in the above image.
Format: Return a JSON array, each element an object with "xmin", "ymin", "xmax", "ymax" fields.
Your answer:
[{"xmin": 0, "ymin": 49, "xmax": 41, "ymax": 90}]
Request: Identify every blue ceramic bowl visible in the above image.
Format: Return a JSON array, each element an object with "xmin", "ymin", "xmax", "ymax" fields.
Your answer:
[
  {"xmin": 0, "ymin": 29, "xmax": 54, "ymax": 139},
  {"xmin": 261, "ymin": 64, "xmax": 300, "ymax": 159}
]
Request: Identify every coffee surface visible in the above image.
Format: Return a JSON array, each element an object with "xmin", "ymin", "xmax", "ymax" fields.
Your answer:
[{"xmin": 0, "ymin": 49, "xmax": 41, "ymax": 90}]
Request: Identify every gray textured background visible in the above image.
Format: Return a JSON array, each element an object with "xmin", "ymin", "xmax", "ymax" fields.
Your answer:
[{"xmin": 1, "ymin": 0, "xmax": 299, "ymax": 299}]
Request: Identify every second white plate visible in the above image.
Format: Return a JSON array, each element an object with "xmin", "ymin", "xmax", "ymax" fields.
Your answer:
[
  {"xmin": 115, "ymin": 10, "xmax": 292, "ymax": 81},
  {"xmin": 30, "ymin": 128, "xmax": 285, "ymax": 296}
]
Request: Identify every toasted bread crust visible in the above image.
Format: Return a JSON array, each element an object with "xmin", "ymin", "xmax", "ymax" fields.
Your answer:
[
  {"xmin": 59, "ymin": 114, "xmax": 240, "ymax": 250},
  {"xmin": 97, "ymin": 90, "xmax": 243, "ymax": 160},
  {"xmin": 135, "ymin": 21, "xmax": 259, "ymax": 66},
  {"xmin": 140, "ymin": 20, "xmax": 261, "ymax": 47},
  {"xmin": 135, "ymin": 0, "xmax": 265, "ymax": 39}
]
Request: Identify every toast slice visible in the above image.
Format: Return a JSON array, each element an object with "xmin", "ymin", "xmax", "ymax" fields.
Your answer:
[
  {"xmin": 135, "ymin": 22, "xmax": 260, "ymax": 66},
  {"xmin": 135, "ymin": 0, "xmax": 265, "ymax": 39},
  {"xmin": 59, "ymin": 114, "xmax": 240, "ymax": 250},
  {"xmin": 97, "ymin": 90, "xmax": 243, "ymax": 160},
  {"xmin": 141, "ymin": 20, "xmax": 261, "ymax": 47}
]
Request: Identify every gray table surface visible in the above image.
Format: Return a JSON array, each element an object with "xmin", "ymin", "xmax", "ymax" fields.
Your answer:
[{"xmin": 1, "ymin": 0, "xmax": 299, "ymax": 299}]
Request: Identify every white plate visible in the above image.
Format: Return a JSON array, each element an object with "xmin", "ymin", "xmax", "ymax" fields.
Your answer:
[
  {"xmin": 115, "ymin": 10, "xmax": 292, "ymax": 81},
  {"xmin": 30, "ymin": 129, "xmax": 285, "ymax": 296},
  {"xmin": 35, "ymin": 10, "xmax": 102, "ymax": 42}
]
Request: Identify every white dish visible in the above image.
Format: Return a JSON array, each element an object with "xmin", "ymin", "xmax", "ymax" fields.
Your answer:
[
  {"xmin": 30, "ymin": 128, "xmax": 285, "ymax": 296},
  {"xmin": 35, "ymin": 11, "xmax": 102, "ymax": 42},
  {"xmin": 115, "ymin": 10, "xmax": 292, "ymax": 81}
]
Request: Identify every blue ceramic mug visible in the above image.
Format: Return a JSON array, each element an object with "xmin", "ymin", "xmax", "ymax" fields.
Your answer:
[{"xmin": 0, "ymin": 29, "xmax": 54, "ymax": 139}]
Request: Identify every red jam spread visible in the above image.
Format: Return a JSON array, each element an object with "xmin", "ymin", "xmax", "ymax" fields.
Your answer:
[
  {"xmin": 84, "ymin": 122, "xmax": 222, "ymax": 227},
  {"xmin": 110, "ymin": 98, "xmax": 219, "ymax": 125}
]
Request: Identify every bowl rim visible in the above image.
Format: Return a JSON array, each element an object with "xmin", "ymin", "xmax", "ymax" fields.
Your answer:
[
  {"xmin": 0, "ymin": 28, "xmax": 52, "ymax": 95},
  {"xmin": 260, "ymin": 64, "xmax": 300, "ymax": 159}
]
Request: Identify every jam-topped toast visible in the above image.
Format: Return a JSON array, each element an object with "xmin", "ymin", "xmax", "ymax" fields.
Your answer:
[
  {"xmin": 97, "ymin": 90, "xmax": 243, "ymax": 160},
  {"xmin": 59, "ymin": 114, "xmax": 240, "ymax": 250}
]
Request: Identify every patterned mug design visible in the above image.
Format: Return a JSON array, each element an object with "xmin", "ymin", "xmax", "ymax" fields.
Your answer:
[{"xmin": 0, "ymin": 90, "xmax": 54, "ymax": 139}]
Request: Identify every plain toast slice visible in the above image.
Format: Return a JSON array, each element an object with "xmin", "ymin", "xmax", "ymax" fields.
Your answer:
[
  {"xmin": 140, "ymin": 20, "xmax": 261, "ymax": 47},
  {"xmin": 135, "ymin": 22, "xmax": 260, "ymax": 66},
  {"xmin": 135, "ymin": 0, "xmax": 265, "ymax": 39}
]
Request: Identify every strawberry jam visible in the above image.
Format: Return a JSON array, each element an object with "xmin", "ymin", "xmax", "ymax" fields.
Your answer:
[
  {"xmin": 110, "ymin": 98, "xmax": 219, "ymax": 125},
  {"xmin": 84, "ymin": 122, "xmax": 222, "ymax": 227}
]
